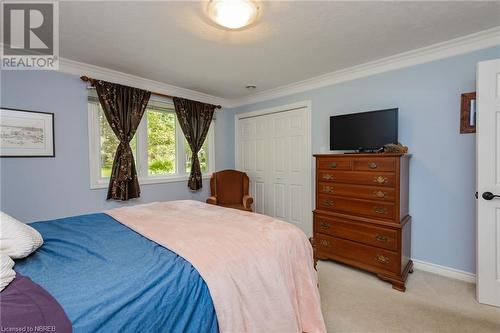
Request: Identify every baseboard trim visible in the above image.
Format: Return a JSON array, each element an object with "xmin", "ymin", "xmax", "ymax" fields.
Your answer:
[{"xmin": 412, "ymin": 259, "xmax": 476, "ymax": 284}]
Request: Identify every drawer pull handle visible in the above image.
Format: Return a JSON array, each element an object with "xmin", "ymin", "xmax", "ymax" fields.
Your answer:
[
  {"xmin": 375, "ymin": 254, "xmax": 390, "ymax": 264},
  {"xmin": 322, "ymin": 199, "xmax": 334, "ymax": 207},
  {"xmin": 369, "ymin": 162, "xmax": 378, "ymax": 169},
  {"xmin": 322, "ymin": 186, "xmax": 334, "ymax": 193},
  {"xmin": 373, "ymin": 176, "xmax": 388, "ymax": 184},
  {"xmin": 374, "ymin": 207, "xmax": 388, "ymax": 214},
  {"xmin": 322, "ymin": 174, "xmax": 333, "ymax": 180},
  {"xmin": 320, "ymin": 221, "xmax": 331, "ymax": 229},
  {"xmin": 374, "ymin": 190, "xmax": 387, "ymax": 198},
  {"xmin": 375, "ymin": 234, "xmax": 388, "ymax": 242},
  {"xmin": 330, "ymin": 162, "xmax": 338, "ymax": 169},
  {"xmin": 319, "ymin": 239, "xmax": 331, "ymax": 247}
]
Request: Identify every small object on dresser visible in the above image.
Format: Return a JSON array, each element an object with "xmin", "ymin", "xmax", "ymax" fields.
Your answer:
[{"xmin": 382, "ymin": 143, "xmax": 408, "ymax": 154}]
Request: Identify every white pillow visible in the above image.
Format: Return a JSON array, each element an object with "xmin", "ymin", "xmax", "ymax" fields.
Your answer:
[
  {"xmin": 0, "ymin": 252, "xmax": 16, "ymax": 292},
  {"xmin": 0, "ymin": 211, "xmax": 43, "ymax": 259}
]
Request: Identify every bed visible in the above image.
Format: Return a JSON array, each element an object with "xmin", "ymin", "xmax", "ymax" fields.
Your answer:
[
  {"xmin": 11, "ymin": 200, "xmax": 325, "ymax": 333},
  {"xmin": 14, "ymin": 212, "xmax": 218, "ymax": 332}
]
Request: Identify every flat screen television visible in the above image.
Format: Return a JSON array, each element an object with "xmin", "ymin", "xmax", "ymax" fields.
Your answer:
[{"xmin": 330, "ymin": 108, "xmax": 398, "ymax": 151}]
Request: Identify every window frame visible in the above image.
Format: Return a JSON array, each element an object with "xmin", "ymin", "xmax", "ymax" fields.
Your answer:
[{"xmin": 88, "ymin": 96, "xmax": 215, "ymax": 190}]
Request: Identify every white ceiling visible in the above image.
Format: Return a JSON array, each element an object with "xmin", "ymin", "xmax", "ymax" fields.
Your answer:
[{"xmin": 59, "ymin": 1, "xmax": 500, "ymax": 100}]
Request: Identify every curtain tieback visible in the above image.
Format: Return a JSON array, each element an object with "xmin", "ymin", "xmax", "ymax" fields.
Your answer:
[{"xmin": 116, "ymin": 142, "xmax": 134, "ymax": 182}]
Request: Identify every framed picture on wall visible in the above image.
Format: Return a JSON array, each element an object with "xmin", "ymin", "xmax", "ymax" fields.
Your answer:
[
  {"xmin": 0, "ymin": 108, "xmax": 55, "ymax": 157},
  {"xmin": 460, "ymin": 92, "xmax": 476, "ymax": 134}
]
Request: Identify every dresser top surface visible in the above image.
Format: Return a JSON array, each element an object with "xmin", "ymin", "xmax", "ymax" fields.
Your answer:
[{"xmin": 313, "ymin": 153, "xmax": 410, "ymax": 158}]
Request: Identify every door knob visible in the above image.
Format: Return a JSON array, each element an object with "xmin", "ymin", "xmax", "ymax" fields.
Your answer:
[{"xmin": 482, "ymin": 192, "xmax": 500, "ymax": 200}]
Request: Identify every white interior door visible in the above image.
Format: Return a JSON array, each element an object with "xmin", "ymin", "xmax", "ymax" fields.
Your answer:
[
  {"xmin": 236, "ymin": 105, "xmax": 311, "ymax": 234},
  {"xmin": 269, "ymin": 109, "xmax": 308, "ymax": 225},
  {"xmin": 237, "ymin": 117, "xmax": 269, "ymax": 215},
  {"xmin": 477, "ymin": 58, "xmax": 500, "ymax": 307}
]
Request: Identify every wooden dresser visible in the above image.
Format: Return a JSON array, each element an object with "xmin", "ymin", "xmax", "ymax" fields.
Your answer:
[{"xmin": 312, "ymin": 153, "xmax": 412, "ymax": 291}]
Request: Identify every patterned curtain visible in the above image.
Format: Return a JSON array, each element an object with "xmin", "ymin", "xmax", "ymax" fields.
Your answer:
[
  {"xmin": 173, "ymin": 97, "xmax": 216, "ymax": 191},
  {"xmin": 93, "ymin": 80, "xmax": 151, "ymax": 200}
]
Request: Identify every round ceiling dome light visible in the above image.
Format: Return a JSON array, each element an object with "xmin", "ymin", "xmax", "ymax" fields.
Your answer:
[{"xmin": 207, "ymin": 0, "xmax": 259, "ymax": 30}]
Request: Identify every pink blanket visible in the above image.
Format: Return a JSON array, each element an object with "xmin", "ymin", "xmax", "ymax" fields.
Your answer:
[{"xmin": 107, "ymin": 200, "xmax": 326, "ymax": 333}]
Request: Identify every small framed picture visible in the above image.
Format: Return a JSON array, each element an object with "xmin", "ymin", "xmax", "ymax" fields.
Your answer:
[
  {"xmin": 460, "ymin": 92, "xmax": 476, "ymax": 134},
  {"xmin": 0, "ymin": 108, "xmax": 55, "ymax": 157}
]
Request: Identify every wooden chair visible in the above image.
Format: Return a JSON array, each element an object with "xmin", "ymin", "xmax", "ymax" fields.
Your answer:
[{"xmin": 206, "ymin": 170, "xmax": 253, "ymax": 212}]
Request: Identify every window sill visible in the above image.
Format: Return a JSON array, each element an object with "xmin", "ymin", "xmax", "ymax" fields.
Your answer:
[{"xmin": 90, "ymin": 174, "xmax": 212, "ymax": 190}]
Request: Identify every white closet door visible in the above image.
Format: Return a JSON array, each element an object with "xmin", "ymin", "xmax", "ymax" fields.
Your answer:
[
  {"xmin": 268, "ymin": 109, "xmax": 308, "ymax": 225},
  {"xmin": 238, "ymin": 117, "xmax": 269, "ymax": 215},
  {"xmin": 236, "ymin": 106, "xmax": 310, "ymax": 232}
]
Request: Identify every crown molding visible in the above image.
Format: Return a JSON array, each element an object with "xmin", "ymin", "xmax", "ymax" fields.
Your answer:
[
  {"xmin": 58, "ymin": 58, "xmax": 226, "ymax": 107},
  {"xmin": 226, "ymin": 26, "xmax": 500, "ymax": 108},
  {"xmin": 26, "ymin": 25, "xmax": 500, "ymax": 109}
]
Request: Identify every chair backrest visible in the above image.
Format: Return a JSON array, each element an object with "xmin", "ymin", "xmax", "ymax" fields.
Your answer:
[{"xmin": 210, "ymin": 170, "xmax": 249, "ymax": 205}]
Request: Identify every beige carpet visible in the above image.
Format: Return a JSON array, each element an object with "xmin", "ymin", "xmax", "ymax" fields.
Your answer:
[{"xmin": 317, "ymin": 261, "xmax": 500, "ymax": 333}]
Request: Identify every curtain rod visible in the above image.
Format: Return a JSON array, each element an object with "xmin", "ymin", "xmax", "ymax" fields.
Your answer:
[{"xmin": 80, "ymin": 76, "xmax": 222, "ymax": 109}]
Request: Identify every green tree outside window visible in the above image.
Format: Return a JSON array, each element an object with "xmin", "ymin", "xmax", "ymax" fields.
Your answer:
[{"xmin": 147, "ymin": 110, "xmax": 176, "ymax": 175}]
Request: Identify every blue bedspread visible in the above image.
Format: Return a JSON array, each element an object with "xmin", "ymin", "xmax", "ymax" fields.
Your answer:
[{"xmin": 14, "ymin": 213, "xmax": 219, "ymax": 333}]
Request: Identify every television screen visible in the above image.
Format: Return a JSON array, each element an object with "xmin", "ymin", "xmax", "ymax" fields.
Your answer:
[{"xmin": 330, "ymin": 108, "xmax": 398, "ymax": 151}]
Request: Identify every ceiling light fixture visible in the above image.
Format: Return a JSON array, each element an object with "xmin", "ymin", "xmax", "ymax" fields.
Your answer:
[{"xmin": 207, "ymin": 0, "xmax": 259, "ymax": 30}]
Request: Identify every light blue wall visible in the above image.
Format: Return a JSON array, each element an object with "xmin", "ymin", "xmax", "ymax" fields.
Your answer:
[
  {"xmin": 0, "ymin": 70, "xmax": 233, "ymax": 222},
  {"xmin": 2, "ymin": 47, "xmax": 499, "ymax": 273},
  {"xmin": 227, "ymin": 46, "xmax": 500, "ymax": 273}
]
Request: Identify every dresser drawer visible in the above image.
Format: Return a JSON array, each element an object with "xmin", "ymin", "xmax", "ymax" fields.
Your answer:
[
  {"xmin": 314, "ymin": 215, "xmax": 397, "ymax": 251},
  {"xmin": 315, "ymin": 233, "xmax": 399, "ymax": 274},
  {"xmin": 317, "ymin": 158, "xmax": 352, "ymax": 171},
  {"xmin": 317, "ymin": 171, "xmax": 396, "ymax": 187},
  {"xmin": 317, "ymin": 194, "xmax": 395, "ymax": 219},
  {"xmin": 353, "ymin": 158, "xmax": 396, "ymax": 172},
  {"xmin": 317, "ymin": 182, "xmax": 396, "ymax": 202}
]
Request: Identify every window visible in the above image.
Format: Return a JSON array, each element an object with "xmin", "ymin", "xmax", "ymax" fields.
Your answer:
[
  {"xmin": 88, "ymin": 95, "xmax": 214, "ymax": 189},
  {"xmin": 146, "ymin": 109, "xmax": 176, "ymax": 175}
]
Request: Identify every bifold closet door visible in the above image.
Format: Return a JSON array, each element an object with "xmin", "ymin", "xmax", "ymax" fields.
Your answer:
[
  {"xmin": 237, "ymin": 116, "xmax": 269, "ymax": 215},
  {"xmin": 237, "ymin": 108, "xmax": 310, "ymax": 231}
]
